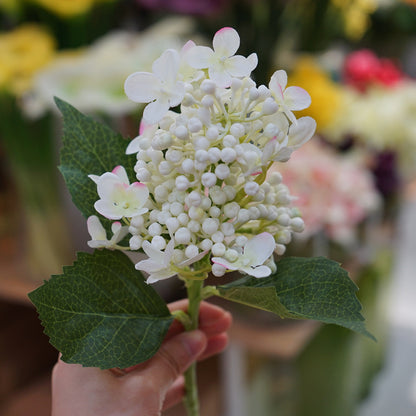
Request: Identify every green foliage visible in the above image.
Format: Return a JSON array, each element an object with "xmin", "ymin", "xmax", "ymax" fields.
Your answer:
[
  {"xmin": 217, "ymin": 257, "xmax": 374, "ymax": 339},
  {"xmin": 29, "ymin": 249, "xmax": 174, "ymax": 369},
  {"xmin": 56, "ymin": 97, "xmax": 135, "ymax": 221}
]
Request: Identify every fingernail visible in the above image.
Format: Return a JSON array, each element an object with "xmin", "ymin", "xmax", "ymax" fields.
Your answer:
[{"xmin": 181, "ymin": 330, "xmax": 206, "ymax": 356}]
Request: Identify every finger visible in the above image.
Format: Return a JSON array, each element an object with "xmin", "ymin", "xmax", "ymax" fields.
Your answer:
[
  {"xmin": 162, "ymin": 376, "xmax": 185, "ymax": 411},
  {"xmin": 127, "ymin": 330, "xmax": 207, "ymax": 390},
  {"xmin": 198, "ymin": 333, "xmax": 229, "ymax": 361},
  {"xmin": 166, "ymin": 301, "xmax": 232, "ymax": 339}
]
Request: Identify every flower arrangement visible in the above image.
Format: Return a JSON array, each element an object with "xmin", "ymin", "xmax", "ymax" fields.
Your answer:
[{"xmin": 29, "ymin": 27, "xmax": 373, "ymax": 416}]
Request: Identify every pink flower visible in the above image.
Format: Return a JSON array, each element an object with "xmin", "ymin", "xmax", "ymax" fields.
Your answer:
[{"xmin": 344, "ymin": 49, "xmax": 404, "ymax": 92}]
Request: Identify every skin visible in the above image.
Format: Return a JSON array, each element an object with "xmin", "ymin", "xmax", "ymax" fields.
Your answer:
[{"xmin": 51, "ymin": 300, "xmax": 232, "ymax": 416}]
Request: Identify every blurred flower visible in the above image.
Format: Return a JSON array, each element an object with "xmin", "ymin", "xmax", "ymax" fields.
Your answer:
[
  {"xmin": 276, "ymin": 140, "xmax": 381, "ymax": 245},
  {"xmin": 288, "ymin": 57, "xmax": 343, "ymax": 130},
  {"xmin": 0, "ymin": 24, "xmax": 56, "ymax": 96},
  {"xmin": 28, "ymin": 0, "xmax": 115, "ymax": 17},
  {"xmin": 22, "ymin": 17, "xmax": 197, "ymax": 117},
  {"xmin": 136, "ymin": 0, "xmax": 227, "ymax": 16},
  {"xmin": 331, "ymin": 0, "xmax": 377, "ymax": 40},
  {"xmin": 343, "ymin": 49, "xmax": 404, "ymax": 91}
]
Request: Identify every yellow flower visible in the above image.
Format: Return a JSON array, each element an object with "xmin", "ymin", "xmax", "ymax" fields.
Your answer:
[
  {"xmin": 29, "ymin": 0, "xmax": 115, "ymax": 17},
  {"xmin": 287, "ymin": 57, "xmax": 343, "ymax": 131},
  {"xmin": 0, "ymin": 24, "xmax": 56, "ymax": 95}
]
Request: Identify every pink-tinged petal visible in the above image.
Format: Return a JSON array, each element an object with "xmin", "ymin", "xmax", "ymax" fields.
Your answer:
[
  {"xmin": 87, "ymin": 215, "xmax": 107, "ymax": 240},
  {"xmin": 142, "ymin": 98, "xmax": 170, "ymax": 124},
  {"xmin": 208, "ymin": 66, "xmax": 232, "ymax": 88},
  {"xmin": 186, "ymin": 45, "xmax": 214, "ymax": 69},
  {"xmin": 244, "ymin": 232, "xmax": 275, "ymax": 265},
  {"xmin": 213, "ymin": 27, "xmax": 239, "ymax": 57},
  {"xmin": 241, "ymin": 265, "xmax": 271, "ymax": 278},
  {"xmin": 181, "ymin": 40, "xmax": 196, "ymax": 53},
  {"xmin": 126, "ymin": 136, "xmax": 141, "ymax": 155},
  {"xmin": 211, "ymin": 257, "xmax": 238, "ymax": 270},
  {"xmin": 94, "ymin": 200, "xmax": 123, "ymax": 220},
  {"xmin": 269, "ymin": 70, "xmax": 287, "ymax": 98},
  {"xmin": 287, "ymin": 116, "xmax": 316, "ymax": 148},
  {"xmin": 139, "ymin": 120, "xmax": 152, "ymax": 135},
  {"xmin": 284, "ymin": 86, "xmax": 312, "ymax": 111},
  {"xmin": 124, "ymin": 72, "xmax": 160, "ymax": 103},
  {"xmin": 112, "ymin": 165, "xmax": 130, "ymax": 184},
  {"xmin": 225, "ymin": 55, "xmax": 254, "ymax": 78},
  {"xmin": 111, "ymin": 221, "xmax": 122, "ymax": 233},
  {"xmin": 152, "ymin": 49, "xmax": 180, "ymax": 86}
]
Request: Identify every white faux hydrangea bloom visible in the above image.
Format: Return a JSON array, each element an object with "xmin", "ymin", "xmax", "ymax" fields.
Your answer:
[{"xmin": 90, "ymin": 27, "xmax": 316, "ymax": 284}]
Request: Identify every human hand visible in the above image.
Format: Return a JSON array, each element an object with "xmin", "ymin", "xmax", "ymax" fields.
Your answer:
[{"xmin": 51, "ymin": 300, "xmax": 232, "ymax": 416}]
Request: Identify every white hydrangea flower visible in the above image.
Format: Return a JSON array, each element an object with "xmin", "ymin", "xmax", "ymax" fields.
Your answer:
[
  {"xmin": 89, "ymin": 166, "xmax": 149, "ymax": 220},
  {"xmin": 212, "ymin": 232, "xmax": 276, "ymax": 278},
  {"xmin": 124, "ymin": 49, "xmax": 185, "ymax": 124},
  {"xmin": 269, "ymin": 70, "xmax": 312, "ymax": 123},
  {"xmin": 87, "ymin": 215, "xmax": 129, "ymax": 249},
  {"xmin": 88, "ymin": 26, "xmax": 316, "ymax": 283},
  {"xmin": 186, "ymin": 27, "xmax": 258, "ymax": 87}
]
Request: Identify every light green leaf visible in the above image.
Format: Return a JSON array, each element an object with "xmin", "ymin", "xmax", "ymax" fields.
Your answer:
[
  {"xmin": 56, "ymin": 97, "xmax": 135, "ymax": 220},
  {"xmin": 29, "ymin": 249, "xmax": 174, "ymax": 369},
  {"xmin": 217, "ymin": 257, "xmax": 374, "ymax": 339}
]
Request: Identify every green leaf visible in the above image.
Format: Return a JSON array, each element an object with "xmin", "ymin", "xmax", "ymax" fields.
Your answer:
[
  {"xmin": 28, "ymin": 249, "xmax": 174, "ymax": 369},
  {"xmin": 56, "ymin": 97, "xmax": 135, "ymax": 220},
  {"xmin": 217, "ymin": 257, "xmax": 374, "ymax": 340}
]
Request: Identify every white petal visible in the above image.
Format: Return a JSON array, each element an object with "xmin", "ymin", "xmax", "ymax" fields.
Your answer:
[
  {"xmin": 225, "ymin": 55, "xmax": 254, "ymax": 78},
  {"xmin": 246, "ymin": 53, "xmax": 258, "ymax": 72},
  {"xmin": 186, "ymin": 45, "xmax": 214, "ymax": 69},
  {"xmin": 208, "ymin": 66, "xmax": 233, "ymax": 88},
  {"xmin": 284, "ymin": 86, "xmax": 311, "ymax": 111},
  {"xmin": 96, "ymin": 173, "xmax": 122, "ymax": 200},
  {"xmin": 112, "ymin": 165, "xmax": 129, "ymax": 184},
  {"xmin": 244, "ymin": 232, "xmax": 275, "ymax": 265},
  {"xmin": 94, "ymin": 199, "xmax": 123, "ymax": 220},
  {"xmin": 141, "ymin": 240, "xmax": 169, "ymax": 265},
  {"xmin": 146, "ymin": 269, "xmax": 176, "ymax": 284},
  {"xmin": 168, "ymin": 82, "xmax": 185, "ymax": 107},
  {"xmin": 124, "ymin": 72, "xmax": 159, "ymax": 103},
  {"xmin": 130, "ymin": 182, "xmax": 149, "ymax": 203},
  {"xmin": 241, "ymin": 265, "xmax": 271, "ymax": 278},
  {"xmin": 287, "ymin": 116, "xmax": 316, "ymax": 148},
  {"xmin": 213, "ymin": 27, "xmax": 240, "ymax": 57},
  {"xmin": 111, "ymin": 225, "xmax": 129, "ymax": 243},
  {"xmin": 211, "ymin": 257, "xmax": 239, "ymax": 270},
  {"xmin": 126, "ymin": 136, "xmax": 142, "ymax": 155},
  {"xmin": 143, "ymin": 98, "xmax": 170, "ymax": 124},
  {"xmin": 135, "ymin": 258, "xmax": 162, "ymax": 273},
  {"xmin": 152, "ymin": 49, "xmax": 180, "ymax": 86},
  {"xmin": 269, "ymin": 70, "xmax": 287, "ymax": 99},
  {"xmin": 179, "ymin": 249, "xmax": 208, "ymax": 267},
  {"xmin": 88, "ymin": 174, "xmax": 100, "ymax": 184},
  {"xmin": 87, "ymin": 215, "xmax": 107, "ymax": 240}
]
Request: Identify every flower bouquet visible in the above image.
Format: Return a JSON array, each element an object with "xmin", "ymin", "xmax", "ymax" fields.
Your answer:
[{"xmin": 29, "ymin": 27, "xmax": 373, "ymax": 415}]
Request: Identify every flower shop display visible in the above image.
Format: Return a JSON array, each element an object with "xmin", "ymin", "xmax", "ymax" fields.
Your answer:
[{"xmin": 29, "ymin": 27, "xmax": 373, "ymax": 416}]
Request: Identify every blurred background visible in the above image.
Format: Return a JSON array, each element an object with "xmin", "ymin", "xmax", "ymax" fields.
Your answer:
[{"xmin": 1, "ymin": 0, "xmax": 416, "ymax": 415}]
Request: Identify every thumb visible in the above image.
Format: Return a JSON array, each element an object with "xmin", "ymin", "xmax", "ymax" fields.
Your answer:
[{"xmin": 138, "ymin": 330, "xmax": 207, "ymax": 390}]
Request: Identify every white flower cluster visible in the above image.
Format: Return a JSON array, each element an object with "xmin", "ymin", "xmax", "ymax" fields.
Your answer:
[{"xmin": 87, "ymin": 27, "xmax": 316, "ymax": 283}]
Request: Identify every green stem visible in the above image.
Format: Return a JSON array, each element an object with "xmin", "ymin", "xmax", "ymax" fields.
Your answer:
[{"xmin": 183, "ymin": 278, "xmax": 204, "ymax": 416}]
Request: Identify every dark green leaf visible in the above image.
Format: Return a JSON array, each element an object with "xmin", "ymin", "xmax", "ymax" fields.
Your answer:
[
  {"xmin": 29, "ymin": 249, "xmax": 174, "ymax": 369},
  {"xmin": 217, "ymin": 257, "xmax": 374, "ymax": 339},
  {"xmin": 56, "ymin": 97, "xmax": 135, "ymax": 220}
]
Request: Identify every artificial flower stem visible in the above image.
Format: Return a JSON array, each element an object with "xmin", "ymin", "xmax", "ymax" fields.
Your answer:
[{"xmin": 183, "ymin": 278, "xmax": 204, "ymax": 416}]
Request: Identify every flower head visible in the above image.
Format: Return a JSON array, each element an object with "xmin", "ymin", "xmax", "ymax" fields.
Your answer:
[
  {"xmin": 186, "ymin": 27, "xmax": 257, "ymax": 87},
  {"xmin": 89, "ymin": 166, "xmax": 149, "ymax": 220}
]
